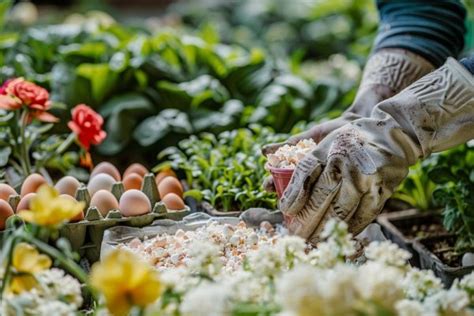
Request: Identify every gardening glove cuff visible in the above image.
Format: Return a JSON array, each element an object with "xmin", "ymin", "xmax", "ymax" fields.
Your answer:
[
  {"xmin": 280, "ymin": 58, "xmax": 474, "ymax": 244},
  {"xmin": 347, "ymin": 48, "xmax": 435, "ymax": 117}
]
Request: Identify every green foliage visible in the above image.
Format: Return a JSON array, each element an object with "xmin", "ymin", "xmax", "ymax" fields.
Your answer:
[
  {"xmin": 168, "ymin": 0, "xmax": 377, "ymax": 61},
  {"xmin": 393, "ymin": 161, "xmax": 436, "ymax": 211},
  {"xmin": 156, "ymin": 125, "xmax": 287, "ymax": 212},
  {"xmin": 427, "ymin": 144, "xmax": 474, "ymax": 252},
  {"xmin": 0, "ymin": 13, "xmax": 361, "ymax": 162}
]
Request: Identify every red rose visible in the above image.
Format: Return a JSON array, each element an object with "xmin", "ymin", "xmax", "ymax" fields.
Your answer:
[
  {"xmin": 68, "ymin": 104, "xmax": 107, "ymax": 150},
  {"xmin": 7, "ymin": 78, "xmax": 50, "ymax": 110},
  {"xmin": 0, "ymin": 78, "xmax": 57, "ymax": 122}
]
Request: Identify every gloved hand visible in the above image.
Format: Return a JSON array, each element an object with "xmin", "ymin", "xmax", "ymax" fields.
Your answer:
[
  {"xmin": 263, "ymin": 49, "xmax": 433, "ymax": 192},
  {"xmin": 280, "ymin": 58, "xmax": 474, "ymax": 244}
]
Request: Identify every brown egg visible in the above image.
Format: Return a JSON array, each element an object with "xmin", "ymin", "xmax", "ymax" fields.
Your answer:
[
  {"xmin": 89, "ymin": 190, "xmax": 119, "ymax": 217},
  {"xmin": 162, "ymin": 193, "xmax": 185, "ymax": 210},
  {"xmin": 158, "ymin": 176, "xmax": 183, "ymax": 199},
  {"xmin": 0, "ymin": 183, "xmax": 16, "ymax": 202},
  {"xmin": 123, "ymin": 173, "xmax": 143, "ymax": 191},
  {"xmin": 119, "ymin": 189, "xmax": 151, "ymax": 217},
  {"xmin": 17, "ymin": 192, "xmax": 36, "ymax": 212},
  {"xmin": 123, "ymin": 163, "xmax": 148, "ymax": 178},
  {"xmin": 155, "ymin": 169, "xmax": 177, "ymax": 186},
  {"xmin": 91, "ymin": 162, "xmax": 121, "ymax": 181},
  {"xmin": 87, "ymin": 173, "xmax": 116, "ymax": 197},
  {"xmin": 20, "ymin": 173, "xmax": 47, "ymax": 197},
  {"xmin": 55, "ymin": 176, "xmax": 81, "ymax": 197},
  {"xmin": 59, "ymin": 194, "xmax": 84, "ymax": 222},
  {"xmin": 0, "ymin": 199, "xmax": 14, "ymax": 230}
]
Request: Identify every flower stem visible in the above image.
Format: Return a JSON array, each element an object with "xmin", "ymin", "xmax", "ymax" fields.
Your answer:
[
  {"xmin": 56, "ymin": 132, "xmax": 76, "ymax": 155},
  {"xmin": 19, "ymin": 110, "xmax": 31, "ymax": 175},
  {"xmin": 0, "ymin": 235, "xmax": 20, "ymax": 299}
]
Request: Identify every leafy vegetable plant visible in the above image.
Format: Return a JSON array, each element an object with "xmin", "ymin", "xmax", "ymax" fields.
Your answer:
[
  {"xmin": 427, "ymin": 144, "xmax": 474, "ymax": 252},
  {"xmin": 156, "ymin": 125, "xmax": 287, "ymax": 212}
]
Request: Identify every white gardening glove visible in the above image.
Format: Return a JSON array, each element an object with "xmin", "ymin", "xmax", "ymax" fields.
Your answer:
[
  {"xmin": 262, "ymin": 49, "xmax": 433, "ymax": 192},
  {"xmin": 280, "ymin": 58, "xmax": 474, "ymax": 244}
]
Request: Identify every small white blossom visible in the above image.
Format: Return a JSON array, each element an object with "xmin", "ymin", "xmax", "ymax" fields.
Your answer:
[
  {"xmin": 424, "ymin": 287, "xmax": 472, "ymax": 315},
  {"xmin": 396, "ymin": 300, "xmax": 426, "ymax": 316},
  {"xmin": 180, "ymin": 281, "xmax": 231, "ymax": 316},
  {"xmin": 403, "ymin": 269, "xmax": 442, "ymax": 300},
  {"xmin": 356, "ymin": 262, "xmax": 405, "ymax": 311},
  {"xmin": 457, "ymin": 272, "xmax": 474, "ymax": 302},
  {"xmin": 365, "ymin": 241, "xmax": 411, "ymax": 267}
]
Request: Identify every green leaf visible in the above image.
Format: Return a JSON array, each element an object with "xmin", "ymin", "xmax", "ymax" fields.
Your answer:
[
  {"xmin": 98, "ymin": 93, "xmax": 154, "ymax": 155},
  {"xmin": 76, "ymin": 63, "xmax": 118, "ymax": 103},
  {"xmin": 183, "ymin": 189, "xmax": 203, "ymax": 201}
]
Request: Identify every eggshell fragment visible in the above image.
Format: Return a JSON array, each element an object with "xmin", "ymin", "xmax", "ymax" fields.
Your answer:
[
  {"xmin": 162, "ymin": 193, "xmax": 185, "ymax": 210},
  {"xmin": 155, "ymin": 169, "xmax": 177, "ymax": 186},
  {"xmin": 55, "ymin": 176, "xmax": 81, "ymax": 197},
  {"xmin": 89, "ymin": 190, "xmax": 119, "ymax": 217},
  {"xmin": 59, "ymin": 194, "xmax": 84, "ymax": 222},
  {"xmin": 20, "ymin": 173, "xmax": 47, "ymax": 197},
  {"xmin": 119, "ymin": 189, "xmax": 151, "ymax": 217},
  {"xmin": 123, "ymin": 163, "xmax": 148, "ymax": 178},
  {"xmin": 0, "ymin": 199, "xmax": 14, "ymax": 230},
  {"xmin": 123, "ymin": 173, "xmax": 143, "ymax": 191},
  {"xmin": 17, "ymin": 193, "xmax": 36, "ymax": 212},
  {"xmin": 158, "ymin": 176, "xmax": 183, "ymax": 199},
  {"xmin": 87, "ymin": 173, "xmax": 116, "ymax": 197},
  {"xmin": 0, "ymin": 183, "xmax": 16, "ymax": 201},
  {"xmin": 91, "ymin": 162, "xmax": 121, "ymax": 181}
]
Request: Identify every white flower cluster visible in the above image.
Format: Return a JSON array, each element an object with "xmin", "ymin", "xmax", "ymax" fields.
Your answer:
[
  {"xmin": 1, "ymin": 268, "xmax": 83, "ymax": 316},
  {"xmin": 266, "ymin": 139, "xmax": 316, "ymax": 169},
  {"xmin": 365, "ymin": 240, "xmax": 412, "ymax": 268},
  {"xmin": 123, "ymin": 219, "xmax": 474, "ymax": 316}
]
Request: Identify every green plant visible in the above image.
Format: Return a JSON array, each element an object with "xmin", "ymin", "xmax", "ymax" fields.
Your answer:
[
  {"xmin": 0, "ymin": 18, "xmax": 360, "ymax": 165},
  {"xmin": 156, "ymin": 125, "xmax": 287, "ymax": 212},
  {"xmin": 392, "ymin": 160, "xmax": 437, "ymax": 211},
  {"xmin": 427, "ymin": 144, "xmax": 474, "ymax": 252}
]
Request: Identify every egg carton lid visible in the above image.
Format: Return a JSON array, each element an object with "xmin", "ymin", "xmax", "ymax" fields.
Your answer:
[{"xmin": 100, "ymin": 212, "xmax": 240, "ymax": 259}]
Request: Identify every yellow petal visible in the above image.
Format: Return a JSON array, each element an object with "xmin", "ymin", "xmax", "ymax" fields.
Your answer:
[
  {"xmin": 17, "ymin": 210, "xmax": 35, "ymax": 223},
  {"xmin": 12, "ymin": 243, "xmax": 51, "ymax": 273},
  {"xmin": 9, "ymin": 275, "xmax": 37, "ymax": 294},
  {"xmin": 106, "ymin": 294, "xmax": 133, "ymax": 316},
  {"xmin": 90, "ymin": 249, "xmax": 162, "ymax": 315}
]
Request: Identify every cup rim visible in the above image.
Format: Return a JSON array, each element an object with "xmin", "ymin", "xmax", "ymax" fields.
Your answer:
[{"xmin": 266, "ymin": 164, "xmax": 295, "ymax": 173}]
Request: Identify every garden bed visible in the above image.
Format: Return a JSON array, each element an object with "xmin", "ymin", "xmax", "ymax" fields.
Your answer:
[
  {"xmin": 377, "ymin": 209, "xmax": 446, "ymax": 267},
  {"xmin": 414, "ymin": 234, "xmax": 474, "ymax": 286}
]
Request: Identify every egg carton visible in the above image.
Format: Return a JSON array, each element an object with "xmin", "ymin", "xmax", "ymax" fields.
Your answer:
[{"xmin": 3, "ymin": 174, "xmax": 195, "ymax": 263}]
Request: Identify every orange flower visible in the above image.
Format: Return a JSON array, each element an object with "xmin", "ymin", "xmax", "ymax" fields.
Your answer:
[{"xmin": 0, "ymin": 78, "xmax": 58, "ymax": 122}]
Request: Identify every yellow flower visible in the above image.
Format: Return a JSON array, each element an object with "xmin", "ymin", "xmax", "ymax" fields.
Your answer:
[
  {"xmin": 9, "ymin": 242, "xmax": 52, "ymax": 293},
  {"xmin": 90, "ymin": 249, "xmax": 162, "ymax": 316},
  {"xmin": 18, "ymin": 184, "xmax": 84, "ymax": 227}
]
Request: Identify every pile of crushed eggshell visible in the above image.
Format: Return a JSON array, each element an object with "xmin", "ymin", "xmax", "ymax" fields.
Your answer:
[
  {"xmin": 122, "ymin": 220, "xmax": 281, "ymax": 272},
  {"xmin": 0, "ymin": 163, "xmax": 186, "ymax": 230}
]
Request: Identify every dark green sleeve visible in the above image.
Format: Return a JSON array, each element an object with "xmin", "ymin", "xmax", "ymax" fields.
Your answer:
[{"xmin": 374, "ymin": 0, "xmax": 467, "ymax": 67}]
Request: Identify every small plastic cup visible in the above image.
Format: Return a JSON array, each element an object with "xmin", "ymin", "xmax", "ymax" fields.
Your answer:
[{"xmin": 267, "ymin": 165, "xmax": 294, "ymax": 199}]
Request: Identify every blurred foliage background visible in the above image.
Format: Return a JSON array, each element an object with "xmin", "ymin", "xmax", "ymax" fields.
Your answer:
[{"xmin": 0, "ymin": 0, "xmax": 473, "ymax": 168}]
